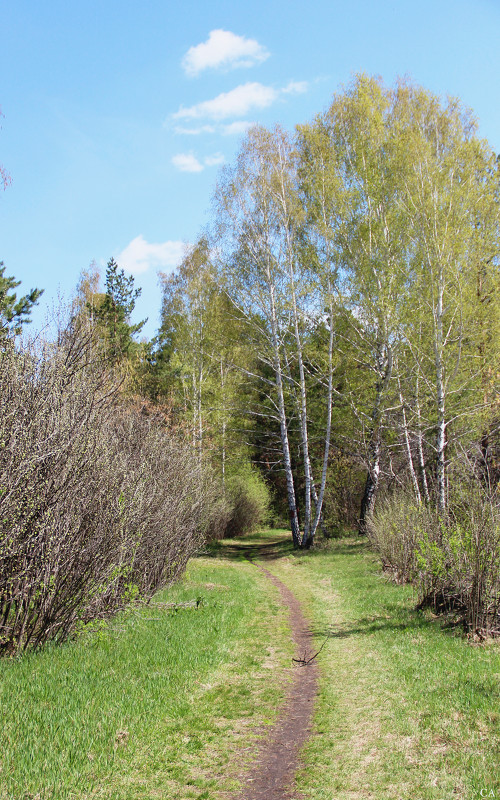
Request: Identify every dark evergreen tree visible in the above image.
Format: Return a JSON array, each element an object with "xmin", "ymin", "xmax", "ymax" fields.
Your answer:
[
  {"xmin": 0, "ymin": 262, "xmax": 43, "ymax": 337},
  {"xmin": 92, "ymin": 258, "xmax": 147, "ymax": 362}
]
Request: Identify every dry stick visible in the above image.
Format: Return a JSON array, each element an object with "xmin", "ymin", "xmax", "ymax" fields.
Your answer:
[{"xmin": 292, "ymin": 635, "xmax": 328, "ymax": 666}]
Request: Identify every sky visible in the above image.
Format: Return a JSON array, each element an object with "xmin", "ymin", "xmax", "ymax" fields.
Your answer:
[{"xmin": 1, "ymin": 0, "xmax": 500, "ymax": 339}]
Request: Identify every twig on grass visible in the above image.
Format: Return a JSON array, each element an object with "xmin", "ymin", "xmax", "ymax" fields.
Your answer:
[{"xmin": 292, "ymin": 636, "xmax": 328, "ymax": 666}]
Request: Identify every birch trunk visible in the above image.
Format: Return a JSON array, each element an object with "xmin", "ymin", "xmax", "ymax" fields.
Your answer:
[
  {"xmin": 434, "ymin": 281, "xmax": 446, "ymax": 514},
  {"xmin": 398, "ymin": 376, "xmax": 421, "ymax": 503},
  {"xmin": 309, "ymin": 293, "xmax": 335, "ymax": 544},
  {"xmin": 268, "ymin": 279, "xmax": 301, "ymax": 547},
  {"xmin": 415, "ymin": 375, "xmax": 430, "ymax": 503},
  {"xmin": 359, "ymin": 342, "xmax": 393, "ymax": 533}
]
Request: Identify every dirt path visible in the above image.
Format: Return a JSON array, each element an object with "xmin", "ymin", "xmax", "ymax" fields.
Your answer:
[{"xmin": 234, "ymin": 545, "xmax": 318, "ymax": 800}]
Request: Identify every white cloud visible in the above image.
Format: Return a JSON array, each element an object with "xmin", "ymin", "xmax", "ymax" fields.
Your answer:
[
  {"xmin": 174, "ymin": 125, "xmax": 216, "ymax": 136},
  {"xmin": 173, "ymin": 82, "xmax": 277, "ymax": 121},
  {"xmin": 282, "ymin": 80, "xmax": 309, "ymax": 94},
  {"xmin": 172, "ymin": 152, "xmax": 225, "ymax": 173},
  {"xmin": 221, "ymin": 120, "xmax": 255, "ymax": 136},
  {"xmin": 182, "ymin": 29, "xmax": 269, "ymax": 77},
  {"xmin": 172, "ymin": 152, "xmax": 204, "ymax": 172},
  {"xmin": 117, "ymin": 236, "xmax": 185, "ymax": 275},
  {"xmin": 204, "ymin": 152, "xmax": 225, "ymax": 166},
  {"xmin": 173, "ymin": 81, "xmax": 309, "ymax": 122}
]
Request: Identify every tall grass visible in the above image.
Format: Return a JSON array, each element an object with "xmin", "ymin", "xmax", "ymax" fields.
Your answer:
[{"xmin": 0, "ymin": 553, "xmax": 292, "ymax": 799}]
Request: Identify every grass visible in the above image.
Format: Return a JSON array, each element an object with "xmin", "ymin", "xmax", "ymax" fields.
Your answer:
[
  {"xmin": 0, "ymin": 549, "xmax": 293, "ymax": 800},
  {"xmin": 1, "ymin": 529, "xmax": 499, "ymax": 799},
  {"xmin": 265, "ymin": 532, "xmax": 500, "ymax": 800}
]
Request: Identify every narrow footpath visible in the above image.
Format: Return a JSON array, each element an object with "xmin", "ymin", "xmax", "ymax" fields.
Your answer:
[{"xmin": 233, "ymin": 544, "xmax": 318, "ymax": 800}]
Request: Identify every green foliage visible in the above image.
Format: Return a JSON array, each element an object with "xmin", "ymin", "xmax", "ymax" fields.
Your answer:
[
  {"xmin": 224, "ymin": 465, "xmax": 271, "ymax": 538},
  {"xmin": 0, "ymin": 262, "xmax": 43, "ymax": 337},
  {"xmin": 92, "ymin": 257, "xmax": 146, "ymax": 363}
]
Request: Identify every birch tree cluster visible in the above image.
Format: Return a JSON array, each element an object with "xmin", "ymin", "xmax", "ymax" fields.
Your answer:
[{"xmin": 149, "ymin": 75, "xmax": 499, "ymax": 630}]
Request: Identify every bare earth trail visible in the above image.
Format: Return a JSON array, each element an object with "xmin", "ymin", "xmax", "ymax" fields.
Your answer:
[{"xmin": 226, "ymin": 540, "xmax": 319, "ymax": 800}]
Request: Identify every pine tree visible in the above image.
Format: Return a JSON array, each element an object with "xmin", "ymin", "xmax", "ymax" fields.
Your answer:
[
  {"xmin": 0, "ymin": 262, "xmax": 43, "ymax": 338},
  {"xmin": 92, "ymin": 258, "xmax": 146, "ymax": 363}
]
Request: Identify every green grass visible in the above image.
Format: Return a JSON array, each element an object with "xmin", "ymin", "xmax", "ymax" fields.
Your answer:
[
  {"xmin": 2, "ymin": 530, "xmax": 499, "ymax": 800},
  {"xmin": 266, "ymin": 532, "xmax": 500, "ymax": 800},
  {"xmin": 0, "ymin": 550, "xmax": 292, "ymax": 800}
]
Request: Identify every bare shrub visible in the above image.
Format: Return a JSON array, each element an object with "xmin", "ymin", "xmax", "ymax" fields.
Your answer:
[
  {"xmin": 416, "ymin": 479, "xmax": 500, "ymax": 637},
  {"xmin": 368, "ymin": 469, "xmax": 500, "ymax": 635},
  {"xmin": 367, "ymin": 493, "xmax": 435, "ymax": 582},
  {"xmin": 0, "ymin": 323, "xmax": 212, "ymax": 655}
]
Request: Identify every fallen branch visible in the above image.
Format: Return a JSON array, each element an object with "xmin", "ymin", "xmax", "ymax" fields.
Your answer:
[{"xmin": 292, "ymin": 636, "xmax": 328, "ymax": 666}]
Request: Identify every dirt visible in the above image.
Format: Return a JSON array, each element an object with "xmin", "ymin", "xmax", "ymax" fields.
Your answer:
[{"xmin": 234, "ymin": 546, "xmax": 318, "ymax": 800}]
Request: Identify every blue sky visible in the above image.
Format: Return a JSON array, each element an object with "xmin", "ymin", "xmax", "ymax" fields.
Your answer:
[{"xmin": 1, "ymin": 0, "xmax": 500, "ymax": 339}]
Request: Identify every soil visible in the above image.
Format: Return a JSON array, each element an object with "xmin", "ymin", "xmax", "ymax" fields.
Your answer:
[{"xmin": 233, "ymin": 543, "xmax": 319, "ymax": 800}]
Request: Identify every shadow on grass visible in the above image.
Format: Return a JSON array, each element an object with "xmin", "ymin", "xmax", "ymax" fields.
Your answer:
[
  {"xmin": 309, "ymin": 611, "xmax": 431, "ymax": 640},
  {"xmin": 199, "ymin": 538, "xmax": 294, "ymax": 562},
  {"xmin": 198, "ymin": 530, "xmax": 368, "ymax": 563}
]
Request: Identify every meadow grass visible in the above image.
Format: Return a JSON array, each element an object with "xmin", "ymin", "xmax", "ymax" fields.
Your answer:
[
  {"xmin": 0, "ymin": 550, "xmax": 292, "ymax": 800},
  {"xmin": 266, "ymin": 531, "xmax": 500, "ymax": 800},
  {"xmin": 2, "ymin": 530, "xmax": 499, "ymax": 800}
]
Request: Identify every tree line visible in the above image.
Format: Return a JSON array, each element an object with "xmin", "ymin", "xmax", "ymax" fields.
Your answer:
[
  {"xmin": 144, "ymin": 75, "xmax": 499, "ymax": 633},
  {"xmin": 1, "ymin": 74, "xmax": 499, "ymax": 642}
]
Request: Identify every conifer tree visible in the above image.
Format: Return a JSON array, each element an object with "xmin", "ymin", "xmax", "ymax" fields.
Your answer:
[
  {"xmin": 92, "ymin": 257, "xmax": 146, "ymax": 363},
  {"xmin": 0, "ymin": 262, "xmax": 43, "ymax": 338}
]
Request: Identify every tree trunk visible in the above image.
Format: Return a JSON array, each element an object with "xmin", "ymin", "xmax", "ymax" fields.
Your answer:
[
  {"xmin": 269, "ymin": 281, "xmax": 301, "ymax": 547},
  {"xmin": 359, "ymin": 437, "xmax": 380, "ymax": 534},
  {"xmin": 359, "ymin": 341, "xmax": 392, "ymax": 533},
  {"xmin": 398, "ymin": 377, "xmax": 421, "ymax": 503},
  {"xmin": 434, "ymin": 284, "xmax": 446, "ymax": 514}
]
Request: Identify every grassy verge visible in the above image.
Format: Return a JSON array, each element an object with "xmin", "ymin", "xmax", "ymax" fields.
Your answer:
[
  {"xmin": 0, "ymin": 549, "xmax": 293, "ymax": 800},
  {"xmin": 266, "ymin": 531, "xmax": 500, "ymax": 800}
]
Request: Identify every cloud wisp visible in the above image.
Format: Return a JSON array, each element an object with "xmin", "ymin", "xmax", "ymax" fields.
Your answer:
[
  {"xmin": 182, "ymin": 30, "xmax": 269, "ymax": 77},
  {"xmin": 173, "ymin": 80, "xmax": 307, "ymax": 122},
  {"xmin": 171, "ymin": 153, "xmax": 204, "ymax": 173},
  {"xmin": 172, "ymin": 152, "xmax": 225, "ymax": 172},
  {"xmin": 117, "ymin": 235, "xmax": 186, "ymax": 275}
]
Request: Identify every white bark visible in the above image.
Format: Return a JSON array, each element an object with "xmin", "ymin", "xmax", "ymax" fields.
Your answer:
[{"xmin": 398, "ymin": 376, "xmax": 421, "ymax": 503}]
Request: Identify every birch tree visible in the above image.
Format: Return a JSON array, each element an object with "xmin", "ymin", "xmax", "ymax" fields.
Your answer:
[
  {"xmin": 300, "ymin": 76, "xmax": 412, "ymax": 530},
  {"xmin": 393, "ymin": 83, "xmax": 500, "ymax": 512},
  {"xmin": 214, "ymin": 126, "xmax": 308, "ymax": 545}
]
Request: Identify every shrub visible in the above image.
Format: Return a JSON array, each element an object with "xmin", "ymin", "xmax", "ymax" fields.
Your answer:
[
  {"xmin": 368, "ymin": 482, "xmax": 500, "ymax": 636},
  {"xmin": 367, "ymin": 493, "xmax": 434, "ymax": 583},
  {"xmin": 0, "ymin": 322, "xmax": 210, "ymax": 654},
  {"xmin": 416, "ymin": 485, "xmax": 500, "ymax": 636},
  {"xmin": 223, "ymin": 466, "xmax": 271, "ymax": 538}
]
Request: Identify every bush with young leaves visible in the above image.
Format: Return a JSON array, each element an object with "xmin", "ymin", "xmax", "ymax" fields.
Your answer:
[{"xmin": 368, "ymin": 479, "xmax": 500, "ymax": 635}]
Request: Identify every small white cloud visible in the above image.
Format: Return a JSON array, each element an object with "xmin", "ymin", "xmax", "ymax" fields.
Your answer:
[
  {"xmin": 172, "ymin": 152, "xmax": 225, "ymax": 173},
  {"xmin": 182, "ymin": 29, "xmax": 269, "ymax": 77},
  {"xmin": 117, "ymin": 236, "xmax": 185, "ymax": 275},
  {"xmin": 174, "ymin": 125, "xmax": 216, "ymax": 136},
  {"xmin": 282, "ymin": 80, "xmax": 309, "ymax": 94},
  {"xmin": 174, "ymin": 82, "xmax": 277, "ymax": 121},
  {"xmin": 221, "ymin": 120, "xmax": 255, "ymax": 136},
  {"xmin": 204, "ymin": 153, "xmax": 225, "ymax": 167},
  {"xmin": 172, "ymin": 152, "xmax": 204, "ymax": 172}
]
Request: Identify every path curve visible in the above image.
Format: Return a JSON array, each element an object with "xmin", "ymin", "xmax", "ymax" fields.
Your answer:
[{"xmin": 235, "ymin": 551, "xmax": 318, "ymax": 800}]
